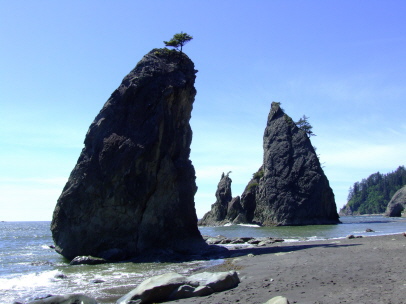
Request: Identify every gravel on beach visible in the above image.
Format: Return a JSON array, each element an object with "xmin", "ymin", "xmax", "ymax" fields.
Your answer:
[{"xmin": 167, "ymin": 233, "xmax": 406, "ymax": 304}]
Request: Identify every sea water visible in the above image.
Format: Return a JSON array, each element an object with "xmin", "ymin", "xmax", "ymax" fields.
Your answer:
[
  {"xmin": 199, "ymin": 215, "xmax": 406, "ymax": 242},
  {"xmin": 1, "ymin": 216, "xmax": 406, "ymax": 303}
]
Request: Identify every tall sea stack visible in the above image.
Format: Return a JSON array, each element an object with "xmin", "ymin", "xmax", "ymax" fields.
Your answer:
[
  {"xmin": 199, "ymin": 102, "xmax": 340, "ymax": 226},
  {"xmin": 51, "ymin": 49, "xmax": 207, "ymax": 260},
  {"xmin": 249, "ymin": 102, "xmax": 340, "ymax": 225}
]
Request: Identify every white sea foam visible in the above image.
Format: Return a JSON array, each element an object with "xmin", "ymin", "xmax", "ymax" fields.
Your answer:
[
  {"xmin": 283, "ymin": 238, "xmax": 303, "ymax": 243},
  {"xmin": 0, "ymin": 270, "xmax": 61, "ymax": 290},
  {"xmin": 237, "ymin": 224, "xmax": 261, "ymax": 228}
]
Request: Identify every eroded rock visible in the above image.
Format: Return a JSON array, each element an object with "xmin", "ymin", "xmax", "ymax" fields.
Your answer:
[
  {"xmin": 51, "ymin": 49, "xmax": 207, "ymax": 261},
  {"xmin": 117, "ymin": 272, "xmax": 186, "ymax": 304},
  {"xmin": 249, "ymin": 103, "xmax": 340, "ymax": 226},
  {"xmin": 117, "ymin": 271, "xmax": 240, "ymax": 304},
  {"xmin": 28, "ymin": 294, "xmax": 98, "ymax": 304},
  {"xmin": 69, "ymin": 256, "xmax": 107, "ymax": 266},
  {"xmin": 200, "ymin": 103, "xmax": 340, "ymax": 226},
  {"xmin": 385, "ymin": 185, "xmax": 406, "ymax": 217},
  {"xmin": 199, "ymin": 172, "xmax": 234, "ymax": 225},
  {"xmin": 264, "ymin": 296, "xmax": 290, "ymax": 304}
]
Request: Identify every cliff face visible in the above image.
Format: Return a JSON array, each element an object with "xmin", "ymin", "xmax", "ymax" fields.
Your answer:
[
  {"xmin": 385, "ymin": 185, "xmax": 406, "ymax": 217},
  {"xmin": 51, "ymin": 49, "xmax": 207, "ymax": 260},
  {"xmin": 199, "ymin": 102, "xmax": 340, "ymax": 226}
]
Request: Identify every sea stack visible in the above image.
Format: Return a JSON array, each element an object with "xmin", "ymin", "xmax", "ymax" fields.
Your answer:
[
  {"xmin": 200, "ymin": 102, "xmax": 340, "ymax": 226},
  {"xmin": 249, "ymin": 102, "xmax": 340, "ymax": 225},
  {"xmin": 198, "ymin": 172, "xmax": 245, "ymax": 225},
  {"xmin": 51, "ymin": 48, "xmax": 207, "ymax": 260}
]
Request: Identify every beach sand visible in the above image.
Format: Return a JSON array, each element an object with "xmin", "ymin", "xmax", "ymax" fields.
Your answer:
[{"xmin": 165, "ymin": 233, "xmax": 406, "ymax": 304}]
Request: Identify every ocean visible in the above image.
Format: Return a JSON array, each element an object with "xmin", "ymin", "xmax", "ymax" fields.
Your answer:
[{"xmin": 1, "ymin": 216, "xmax": 406, "ymax": 304}]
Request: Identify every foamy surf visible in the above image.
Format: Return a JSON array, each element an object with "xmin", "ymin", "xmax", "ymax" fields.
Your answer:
[
  {"xmin": 222, "ymin": 223, "xmax": 261, "ymax": 227},
  {"xmin": 238, "ymin": 224, "xmax": 261, "ymax": 228}
]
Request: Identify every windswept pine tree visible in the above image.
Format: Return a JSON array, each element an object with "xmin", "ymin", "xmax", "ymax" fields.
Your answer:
[
  {"xmin": 163, "ymin": 32, "xmax": 193, "ymax": 53},
  {"xmin": 340, "ymin": 166, "xmax": 406, "ymax": 215}
]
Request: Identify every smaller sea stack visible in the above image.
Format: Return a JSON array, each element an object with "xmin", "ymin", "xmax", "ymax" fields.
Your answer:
[{"xmin": 200, "ymin": 102, "xmax": 340, "ymax": 226}]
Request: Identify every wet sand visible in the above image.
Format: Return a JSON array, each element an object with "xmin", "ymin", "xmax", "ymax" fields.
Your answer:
[{"xmin": 166, "ymin": 233, "xmax": 406, "ymax": 304}]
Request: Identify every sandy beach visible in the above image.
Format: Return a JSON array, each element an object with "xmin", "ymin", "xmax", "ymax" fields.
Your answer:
[{"xmin": 165, "ymin": 233, "xmax": 406, "ymax": 304}]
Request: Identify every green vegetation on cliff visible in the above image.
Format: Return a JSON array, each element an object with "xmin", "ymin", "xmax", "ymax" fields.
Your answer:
[
  {"xmin": 343, "ymin": 166, "xmax": 406, "ymax": 215},
  {"xmin": 163, "ymin": 32, "xmax": 193, "ymax": 53}
]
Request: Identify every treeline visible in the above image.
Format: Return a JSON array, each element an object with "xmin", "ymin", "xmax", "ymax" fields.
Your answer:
[{"xmin": 344, "ymin": 166, "xmax": 406, "ymax": 214}]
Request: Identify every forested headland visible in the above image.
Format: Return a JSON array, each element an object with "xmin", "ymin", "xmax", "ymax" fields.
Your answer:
[{"xmin": 340, "ymin": 166, "xmax": 406, "ymax": 215}]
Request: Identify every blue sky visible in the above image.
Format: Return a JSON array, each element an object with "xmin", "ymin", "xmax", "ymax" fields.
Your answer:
[{"xmin": 1, "ymin": 1, "xmax": 405, "ymax": 221}]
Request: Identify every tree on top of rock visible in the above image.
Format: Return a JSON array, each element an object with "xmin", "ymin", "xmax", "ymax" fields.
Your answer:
[
  {"xmin": 296, "ymin": 115, "xmax": 315, "ymax": 137},
  {"xmin": 164, "ymin": 32, "xmax": 193, "ymax": 53}
]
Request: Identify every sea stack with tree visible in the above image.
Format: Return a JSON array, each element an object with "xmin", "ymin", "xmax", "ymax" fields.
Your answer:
[
  {"xmin": 200, "ymin": 102, "xmax": 340, "ymax": 226},
  {"xmin": 51, "ymin": 33, "xmax": 208, "ymax": 261}
]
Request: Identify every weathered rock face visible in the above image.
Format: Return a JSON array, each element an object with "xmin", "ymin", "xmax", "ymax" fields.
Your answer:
[
  {"xmin": 198, "ymin": 172, "xmax": 234, "ymax": 225},
  {"xmin": 338, "ymin": 205, "xmax": 353, "ymax": 216},
  {"xmin": 385, "ymin": 185, "xmax": 406, "ymax": 217},
  {"xmin": 51, "ymin": 48, "xmax": 207, "ymax": 260},
  {"xmin": 239, "ymin": 167, "xmax": 263, "ymax": 223},
  {"xmin": 117, "ymin": 271, "xmax": 240, "ymax": 304},
  {"xmin": 251, "ymin": 102, "xmax": 340, "ymax": 226},
  {"xmin": 199, "ymin": 102, "xmax": 340, "ymax": 226},
  {"xmin": 29, "ymin": 294, "xmax": 97, "ymax": 304}
]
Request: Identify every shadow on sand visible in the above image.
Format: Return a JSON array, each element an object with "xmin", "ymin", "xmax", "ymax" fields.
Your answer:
[
  {"xmin": 222, "ymin": 241, "xmax": 361, "ymax": 259},
  {"xmin": 129, "ymin": 241, "xmax": 362, "ymax": 264}
]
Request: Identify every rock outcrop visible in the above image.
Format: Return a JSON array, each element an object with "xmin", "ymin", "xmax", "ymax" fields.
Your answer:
[
  {"xmin": 117, "ymin": 271, "xmax": 240, "ymax": 304},
  {"xmin": 198, "ymin": 172, "xmax": 248, "ymax": 225},
  {"xmin": 385, "ymin": 185, "xmax": 406, "ymax": 217},
  {"xmin": 200, "ymin": 102, "xmax": 340, "ymax": 226},
  {"xmin": 69, "ymin": 256, "xmax": 107, "ymax": 266},
  {"xmin": 198, "ymin": 172, "xmax": 234, "ymax": 225},
  {"xmin": 29, "ymin": 294, "xmax": 97, "ymax": 304},
  {"xmin": 264, "ymin": 296, "xmax": 290, "ymax": 304},
  {"xmin": 248, "ymin": 102, "xmax": 339, "ymax": 225},
  {"xmin": 338, "ymin": 205, "xmax": 353, "ymax": 216},
  {"xmin": 51, "ymin": 48, "xmax": 207, "ymax": 261}
]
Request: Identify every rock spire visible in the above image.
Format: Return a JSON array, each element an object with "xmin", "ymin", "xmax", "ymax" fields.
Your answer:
[
  {"xmin": 198, "ymin": 172, "xmax": 246, "ymax": 225},
  {"xmin": 51, "ymin": 49, "xmax": 207, "ymax": 260},
  {"xmin": 199, "ymin": 102, "xmax": 340, "ymax": 226},
  {"xmin": 249, "ymin": 102, "xmax": 340, "ymax": 225}
]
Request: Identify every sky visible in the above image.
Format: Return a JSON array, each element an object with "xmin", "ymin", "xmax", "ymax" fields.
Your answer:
[{"xmin": 1, "ymin": 1, "xmax": 405, "ymax": 221}]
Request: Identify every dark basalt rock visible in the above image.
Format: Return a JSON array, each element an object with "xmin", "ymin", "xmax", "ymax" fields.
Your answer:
[
  {"xmin": 200, "ymin": 102, "xmax": 340, "ymax": 226},
  {"xmin": 198, "ymin": 172, "xmax": 234, "ymax": 225},
  {"xmin": 239, "ymin": 167, "xmax": 263, "ymax": 223},
  {"xmin": 69, "ymin": 256, "xmax": 107, "ymax": 266},
  {"xmin": 250, "ymin": 102, "xmax": 340, "ymax": 226},
  {"xmin": 28, "ymin": 294, "xmax": 97, "ymax": 304},
  {"xmin": 226, "ymin": 196, "xmax": 245, "ymax": 223},
  {"xmin": 385, "ymin": 185, "xmax": 406, "ymax": 217},
  {"xmin": 51, "ymin": 48, "xmax": 207, "ymax": 261}
]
